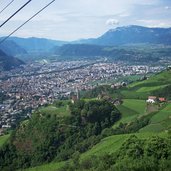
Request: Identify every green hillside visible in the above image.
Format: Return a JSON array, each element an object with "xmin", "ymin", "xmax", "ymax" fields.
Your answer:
[
  {"xmin": 81, "ymin": 132, "xmax": 167, "ymax": 159},
  {"xmin": 24, "ymin": 99, "xmax": 171, "ymax": 171},
  {"xmin": 24, "ymin": 161, "xmax": 66, "ymax": 171},
  {"xmin": 0, "ymin": 100, "xmax": 121, "ymax": 171},
  {"xmin": 120, "ymin": 99, "xmax": 146, "ymax": 114},
  {"xmin": 1, "ymin": 70, "xmax": 171, "ymax": 171},
  {"xmin": 83, "ymin": 70, "xmax": 171, "ymax": 100},
  {"xmin": 140, "ymin": 103, "xmax": 171, "ymax": 132},
  {"xmin": 125, "ymin": 70, "xmax": 171, "ymax": 99},
  {"xmin": 0, "ymin": 134, "xmax": 10, "ymax": 147},
  {"xmin": 24, "ymin": 132, "xmax": 170, "ymax": 171},
  {"xmin": 129, "ymin": 70, "xmax": 171, "ymax": 88},
  {"xmin": 113, "ymin": 99, "xmax": 146, "ymax": 128},
  {"xmin": 39, "ymin": 100, "xmax": 70, "ymax": 117}
]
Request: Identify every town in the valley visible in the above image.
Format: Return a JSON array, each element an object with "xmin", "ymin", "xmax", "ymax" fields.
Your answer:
[{"xmin": 0, "ymin": 60, "xmax": 166, "ymax": 132}]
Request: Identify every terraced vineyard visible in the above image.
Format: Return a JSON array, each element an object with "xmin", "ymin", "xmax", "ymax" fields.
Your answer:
[
  {"xmin": 140, "ymin": 103, "xmax": 171, "ymax": 132},
  {"xmin": 81, "ymin": 132, "xmax": 167, "ymax": 159},
  {"xmin": 24, "ymin": 132, "xmax": 168, "ymax": 171},
  {"xmin": 119, "ymin": 70, "xmax": 171, "ymax": 99},
  {"xmin": 114, "ymin": 99, "xmax": 146, "ymax": 128}
]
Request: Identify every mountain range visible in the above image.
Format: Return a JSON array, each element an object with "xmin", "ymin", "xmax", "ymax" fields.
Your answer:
[
  {"xmin": 53, "ymin": 25, "xmax": 171, "ymax": 61},
  {"xmin": 78, "ymin": 25, "xmax": 171, "ymax": 45},
  {"xmin": 0, "ymin": 49, "xmax": 24, "ymax": 71},
  {"xmin": 7, "ymin": 37, "xmax": 67, "ymax": 53},
  {"xmin": 0, "ymin": 40, "xmax": 27, "ymax": 56},
  {"xmin": 1, "ymin": 25, "xmax": 171, "ymax": 70},
  {"xmin": 2, "ymin": 25, "xmax": 171, "ymax": 55}
]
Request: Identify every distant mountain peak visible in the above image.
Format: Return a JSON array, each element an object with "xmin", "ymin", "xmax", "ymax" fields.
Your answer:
[
  {"xmin": 86, "ymin": 25, "xmax": 171, "ymax": 46},
  {"xmin": 108, "ymin": 25, "xmax": 150, "ymax": 33}
]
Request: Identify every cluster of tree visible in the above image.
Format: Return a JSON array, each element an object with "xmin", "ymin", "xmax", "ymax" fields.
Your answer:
[
  {"xmin": 0, "ymin": 100, "xmax": 121, "ymax": 170},
  {"xmin": 53, "ymin": 43, "xmax": 171, "ymax": 63},
  {"xmin": 59, "ymin": 134, "xmax": 171, "ymax": 171},
  {"xmin": 82, "ymin": 84, "xmax": 149, "ymax": 100},
  {"xmin": 153, "ymin": 85, "xmax": 171, "ymax": 100},
  {"xmin": 82, "ymin": 85, "xmax": 122, "ymax": 99},
  {"xmin": 101, "ymin": 113, "xmax": 153, "ymax": 138}
]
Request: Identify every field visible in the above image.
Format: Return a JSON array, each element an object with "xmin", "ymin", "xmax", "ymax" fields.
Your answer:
[
  {"xmin": 107, "ymin": 70, "xmax": 171, "ymax": 100},
  {"xmin": 140, "ymin": 103, "xmax": 171, "ymax": 132},
  {"xmin": 121, "ymin": 99, "xmax": 146, "ymax": 113},
  {"xmin": 113, "ymin": 99, "xmax": 146, "ymax": 128},
  {"xmin": 136, "ymin": 85, "xmax": 167, "ymax": 93},
  {"xmin": 39, "ymin": 101, "xmax": 70, "ymax": 117},
  {"xmin": 0, "ymin": 134, "xmax": 10, "ymax": 147},
  {"xmin": 129, "ymin": 70, "xmax": 171, "ymax": 88}
]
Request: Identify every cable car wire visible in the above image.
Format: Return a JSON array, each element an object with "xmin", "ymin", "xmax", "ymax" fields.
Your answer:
[
  {"xmin": 0, "ymin": 0, "xmax": 32, "ymax": 28},
  {"xmin": 0, "ymin": 0, "xmax": 15, "ymax": 15},
  {"xmin": 0, "ymin": 0, "xmax": 56, "ymax": 44}
]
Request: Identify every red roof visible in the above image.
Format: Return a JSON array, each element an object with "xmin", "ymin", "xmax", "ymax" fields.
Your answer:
[{"xmin": 159, "ymin": 98, "xmax": 166, "ymax": 102}]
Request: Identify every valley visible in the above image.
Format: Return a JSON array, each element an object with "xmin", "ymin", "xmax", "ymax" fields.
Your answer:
[
  {"xmin": 0, "ymin": 69, "xmax": 171, "ymax": 171},
  {"xmin": 0, "ymin": 25, "xmax": 171, "ymax": 171},
  {"xmin": 0, "ymin": 59, "xmax": 165, "ymax": 131}
]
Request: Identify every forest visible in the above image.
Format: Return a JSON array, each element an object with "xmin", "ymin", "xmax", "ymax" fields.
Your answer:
[{"xmin": 0, "ymin": 100, "xmax": 120, "ymax": 170}]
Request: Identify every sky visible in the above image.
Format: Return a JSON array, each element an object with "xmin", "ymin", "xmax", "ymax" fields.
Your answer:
[{"xmin": 0, "ymin": 0, "xmax": 171, "ymax": 41}]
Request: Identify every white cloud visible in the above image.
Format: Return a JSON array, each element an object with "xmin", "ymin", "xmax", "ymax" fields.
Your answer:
[
  {"xmin": 106, "ymin": 19, "xmax": 119, "ymax": 26},
  {"xmin": 119, "ymin": 13, "xmax": 130, "ymax": 17},
  {"xmin": 0, "ymin": 0, "xmax": 171, "ymax": 40},
  {"xmin": 165, "ymin": 6, "xmax": 171, "ymax": 10},
  {"xmin": 136, "ymin": 19, "xmax": 171, "ymax": 28}
]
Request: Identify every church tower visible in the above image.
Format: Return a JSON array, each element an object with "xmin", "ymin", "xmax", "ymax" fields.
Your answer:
[{"xmin": 76, "ymin": 87, "xmax": 80, "ymax": 100}]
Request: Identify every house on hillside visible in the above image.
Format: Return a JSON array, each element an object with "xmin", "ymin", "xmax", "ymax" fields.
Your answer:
[
  {"xmin": 146, "ymin": 96, "xmax": 157, "ymax": 103},
  {"xmin": 158, "ymin": 97, "xmax": 166, "ymax": 103},
  {"xmin": 146, "ymin": 96, "xmax": 166, "ymax": 104}
]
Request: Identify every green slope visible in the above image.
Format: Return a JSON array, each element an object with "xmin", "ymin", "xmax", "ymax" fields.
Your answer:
[
  {"xmin": 129, "ymin": 70, "xmax": 171, "ymax": 88},
  {"xmin": 0, "ymin": 134, "xmax": 10, "ymax": 147},
  {"xmin": 23, "ymin": 161, "xmax": 66, "ymax": 171},
  {"xmin": 122, "ymin": 99, "xmax": 146, "ymax": 114},
  {"xmin": 113, "ymin": 99, "xmax": 146, "ymax": 128},
  {"xmin": 39, "ymin": 100, "xmax": 70, "ymax": 117},
  {"xmin": 9, "ymin": 70, "xmax": 171, "ymax": 171},
  {"xmin": 136, "ymin": 85, "xmax": 167, "ymax": 93},
  {"xmin": 140, "ymin": 103, "xmax": 171, "ymax": 132},
  {"xmin": 81, "ymin": 132, "xmax": 167, "ymax": 159},
  {"xmin": 24, "ymin": 132, "xmax": 168, "ymax": 171},
  {"xmin": 119, "ymin": 70, "xmax": 171, "ymax": 99}
]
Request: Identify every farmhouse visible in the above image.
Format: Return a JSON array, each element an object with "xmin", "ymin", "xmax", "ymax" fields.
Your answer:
[
  {"xmin": 146, "ymin": 96, "xmax": 166, "ymax": 103},
  {"xmin": 146, "ymin": 96, "xmax": 157, "ymax": 103}
]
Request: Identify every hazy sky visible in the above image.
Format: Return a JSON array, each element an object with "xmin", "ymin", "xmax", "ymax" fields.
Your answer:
[{"xmin": 0, "ymin": 0, "xmax": 171, "ymax": 40}]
